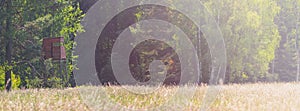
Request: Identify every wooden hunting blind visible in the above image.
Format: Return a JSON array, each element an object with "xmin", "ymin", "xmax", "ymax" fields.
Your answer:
[{"xmin": 42, "ymin": 37, "xmax": 66, "ymax": 60}]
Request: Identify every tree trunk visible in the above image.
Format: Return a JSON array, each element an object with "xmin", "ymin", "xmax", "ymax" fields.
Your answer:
[
  {"xmin": 5, "ymin": 0, "xmax": 13, "ymax": 92},
  {"xmin": 296, "ymin": 9, "xmax": 299, "ymax": 82}
]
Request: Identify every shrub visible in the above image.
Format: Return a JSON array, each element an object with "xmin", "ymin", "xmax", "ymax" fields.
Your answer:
[{"xmin": 0, "ymin": 65, "xmax": 21, "ymax": 90}]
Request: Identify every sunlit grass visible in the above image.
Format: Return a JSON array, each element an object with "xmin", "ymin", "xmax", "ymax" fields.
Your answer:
[{"xmin": 0, "ymin": 83, "xmax": 300, "ymax": 111}]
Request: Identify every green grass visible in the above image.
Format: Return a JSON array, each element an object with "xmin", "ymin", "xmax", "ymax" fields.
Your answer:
[{"xmin": 1, "ymin": 83, "xmax": 300, "ymax": 111}]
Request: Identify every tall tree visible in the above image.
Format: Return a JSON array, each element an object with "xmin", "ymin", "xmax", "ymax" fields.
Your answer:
[
  {"xmin": 204, "ymin": 0, "xmax": 281, "ymax": 83},
  {"xmin": 274, "ymin": 0, "xmax": 300, "ymax": 82},
  {"xmin": 4, "ymin": 0, "xmax": 13, "ymax": 91}
]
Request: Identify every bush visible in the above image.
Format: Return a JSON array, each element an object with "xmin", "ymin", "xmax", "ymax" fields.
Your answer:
[{"xmin": 0, "ymin": 65, "xmax": 21, "ymax": 90}]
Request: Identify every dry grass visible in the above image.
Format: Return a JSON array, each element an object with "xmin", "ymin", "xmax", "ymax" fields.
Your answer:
[{"xmin": 0, "ymin": 83, "xmax": 300, "ymax": 111}]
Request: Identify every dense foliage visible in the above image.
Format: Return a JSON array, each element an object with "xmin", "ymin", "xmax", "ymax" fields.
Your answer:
[
  {"xmin": 274, "ymin": 0, "xmax": 300, "ymax": 82},
  {"xmin": 204, "ymin": 0, "xmax": 282, "ymax": 82},
  {"xmin": 0, "ymin": 0, "xmax": 84, "ymax": 89}
]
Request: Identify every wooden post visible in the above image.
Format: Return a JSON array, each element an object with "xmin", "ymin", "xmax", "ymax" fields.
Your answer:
[{"xmin": 59, "ymin": 60, "xmax": 66, "ymax": 86}]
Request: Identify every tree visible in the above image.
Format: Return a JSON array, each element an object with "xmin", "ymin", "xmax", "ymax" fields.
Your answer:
[
  {"xmin": 204, "ymin": 0, "xmax": 281, "ymax": 83},
  {"xmin": 1, "ymin": 0, "xmax": 14, "ymax": 91},
  {"xmin": 274, "ymin": 0, "xmax": 300, "ymax": 82},
  {"xmin": 0, "ymin": 0, "xmax": 84, "ymax": 89},
  {"xmin": 78, "ymin": 0, "xmax": 282, "ymax": 84}
]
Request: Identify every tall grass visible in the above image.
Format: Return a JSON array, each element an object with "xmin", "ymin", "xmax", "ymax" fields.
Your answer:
[{"xmin": 0, "ymin": 83, "xmax": 299, "ymax": 111}]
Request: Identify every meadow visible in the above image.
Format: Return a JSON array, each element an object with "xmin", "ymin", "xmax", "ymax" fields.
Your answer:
[{"xmin": 1, "ymin": 82, "xmax": 300, "ymax": 111}]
